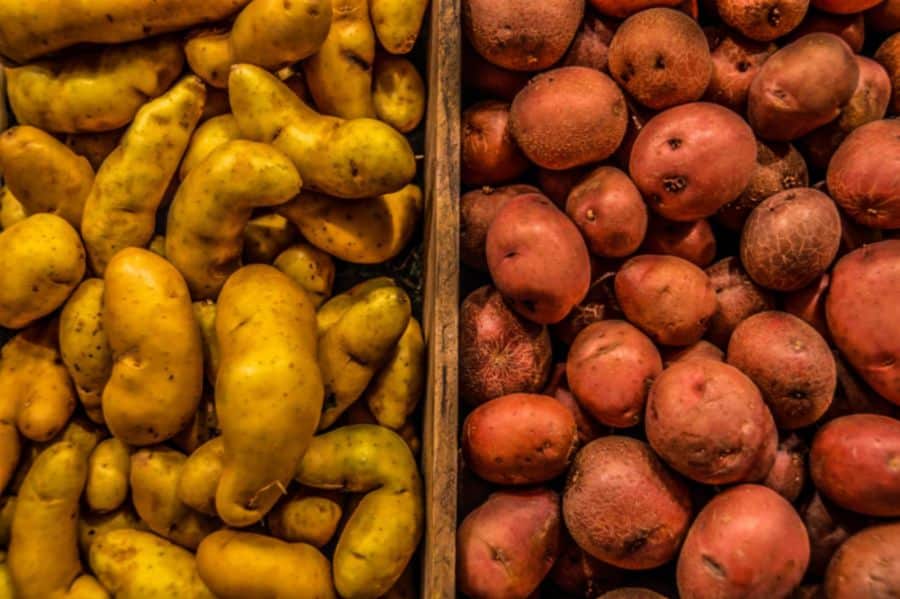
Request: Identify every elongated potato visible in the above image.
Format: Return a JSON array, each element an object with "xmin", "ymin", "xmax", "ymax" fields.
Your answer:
[
  {"xmin": 229, "ymin": 63, "xmax": 415, "ymax": 198},
  {"xmin": 370, "ymin": 0, "xmax": 428, "ymax": 54},
  {"xmin": 0, "ymin": 187, "xmax": 25, "ymax": 230},
  {"xmin": 102, "ymin": 249, "xmax": 203, "ymax": 446},
  {"xmin": 0, "ymin": 126, "xmax": 94, "ymax": 227},
  {"xmin": 192, "ymin": 301, "xmax": 220, "ymax": 385},
  {"xmin": 373, "ymin": 56, "xmax": 426, "ymax": 132},
  {"xmin": 274, "ymin": 243, "xmax": 336, "ymax": 308},
  {"xmin": 6, "ymin": 38, "xmax": 184, "ymax": 134},
  {"xmin": 215, "ymin": 265, "xmax": 323, "ymax": 527},
  {"xmin": 179, "ymin": 115, "xmax": 241, "ymax": 180},
  {"xmin": 268, "ymin": 489, "xmax": 344, "ymax": 547},
  {"xmin": 166, "ymin": 140, "xmax": 302, "ymax": 299},
  {"xmin": 296, "ymin": 425, "xmax": 423, "ymax": 599},
  {"xmin": 81, "ymin": 76, "xmax": 205, "ymax": 275},
  {"xmin": 364, "ymin": 318, "xmax": 425, "ymax": 429},
  {"xmin": 177, "ymin": 437, "xmax": 225, "ymax": 516},
  {"xmin": 85, "ymin": 438, "xmax": 130, "ymax": 514}
]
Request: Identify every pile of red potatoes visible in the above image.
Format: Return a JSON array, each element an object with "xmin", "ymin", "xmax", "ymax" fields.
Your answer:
[{"xmin": 455, "ymin": 0, "xmax": 900, "ymax": 596}]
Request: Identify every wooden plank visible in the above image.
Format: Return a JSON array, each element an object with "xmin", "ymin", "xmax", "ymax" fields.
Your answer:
[{"xmin": 421, "ymin": 0, "xmax": 461, "ymax": 592}]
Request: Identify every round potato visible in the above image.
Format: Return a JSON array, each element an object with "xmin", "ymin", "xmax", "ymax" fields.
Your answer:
[
  {"xmin": 461, "ymin": 100, "xmax": 529, "ymax": 186},
  {"xmin": 460, "ymin": 185, "xmax": 539, "ymax": 271},
  {"xmin": 705, "ymin": 257, "xmax": 776, "ymax": 348},
  {"xmin": 825, "ymin": 523, "xmax": 900, "ymax": 598},
  {"xmin": 762, "ymin": 434, "xmax": 806, "ymax": 502},
  {"xmin": 551, "ymin": 270, "xmax": 622, "ymax": 346},
  {"xmin": 566, "ymin": 166, "xmax": 647, "ymax": 258},
  {"xmin": 703, "ymin": 28, "xmax": 776, "ymax": 112},
  {"xmin": 716, "ymin": 0, "xmax": 809, "ymax": 41},
  {"xmin": 640, "ymin": 217, "xmax": 716, "ymax": 267},
  {"xmin": 662, "ymin": 340, "xmax": 725, "ymax": 366},
  {"xmin": 538, "ymin": 167, "xmax": 588, "ymax": 208}
]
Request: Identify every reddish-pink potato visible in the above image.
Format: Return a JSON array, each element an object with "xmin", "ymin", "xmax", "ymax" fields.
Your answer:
[
  {"xmin": 825, "ymin": 240, "xmax": 900, "ymax": 405},
  {"xmin": 460, "ymin": 184, "xmax": 539, "ymax": 271},
  {"xmin": 703, "ymin": 28, "xmax": 776, "ymax": 112},
  {"xmin": 705, "ymin": 257, "xmax": 776, "ymax": 348},
  {"xmin": 646, "ymin": 358, "xmax": 777, "ymax": 484},
  {"xmin": 811, "ymin": 0, "xmax": 881, "ymax": 13},
  {"xmin": 783, "ymin": 274, "xmax": 830, "ymax": 339},
  {"xmin": 825, "ymin": 523, "xmax": 900, "ymax": 598},
  {"xmin": 461, "ymin": 101, "xmax": 530, "ymax": 186},
  {"xmin": 567, "ymin": 320, "xmax": 663, "ymax": 428},
  {"xmin": 629, "ymin": 102, "xmax": 757, "ymax": 221},
  {"xmin": 810, "ymin": 414, "xmax": 900, "ymax": 516},
  {"xmin": 486, "ymin": 193, "xmax": 591, "ymax": 324},
  {"xmin": 727, "ymin": 311, "xmax": 836, "ymax": 428},
  {"xmin": 740, "ymin": 188, "xmax": 841, "ymax": 292},
  {"xmin": 803, "ymin": 492, "xmax": 867, "ymax": 578},
  {"xmin": 551, "ymin": 271, "xmax": 623, "ymax": 345},
  {"xmin": 676, "ymin": 485, "xmax": 810, "ymax": 599},
  {"xmin": 462, "ymin": 44, "xmax": 530, "ymax": 100},
  {"xmin": 590, "ymin": 0, "xmax": 684, "ymax": 17},
  {"xmin": 509, "ymin": 67, "xmax": 628, "ymax": 170},
  {"xmin": 537, "ymin": 167, "xmax": 589, "ymax": 208},
  {"xmin": 459, "ymin": 286, "xmax": 552, "ymax": 405},
  {"xmin": 791, "ymin": 10, "xmax": 865, "ymax": 50},
  {"xmin": 867, "ymin": 0, "xmax": 900, "ymax": 33},
  {"xmin": 550, "ymin": 533, "xmax": 627, "ymax": 597},
  {"xmin": 563, "ymin": 15, "xmax": 617, "ymax": 72},
  {"xmin": 662, "ymin": 340, "xmax": 725, "ymax": 366},
  {"xmin": 762, "ymin": 435, "xmax": 806, "ymax": 502},
  {"xmin": 615, "ymin": 255, "xmax": 718, "ymax": 346},
  {"xmin": 640, "ymin": 217, "xmax": 716, "ymax": 267},
  {"xmin": 457, "ymin": 488, "xmax": 562, "ymax": 599},
  {"xmin": 827, "ymin": 119, "xmax": 900, "ymax": 229},
  {"xmin": 875, "ymin": 34, "xmax": 900, "ymax": 115},
  {"xmin": 825, "ymin": 353, "xmax": 900, "ymax": 421},
  {"xmin": 716, "ymin": 0, "xmax": 810, "ymax": 41},
  {"xmin": 566, "ymin": 166, "xmax": 648, "ymax": 259},
  {"xmin": 553, "ymin": 385, "xmax": 605, "ymax": 447},
  {"xmin": 563, "ymin": 437, "xmax": 692, "ymax": 570}
]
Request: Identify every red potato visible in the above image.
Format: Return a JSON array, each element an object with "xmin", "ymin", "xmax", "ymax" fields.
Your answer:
[
  {"xmin": 640, "ymin": 217, "xmax": 716, "ymax": 267},
  {"xmin": 783, "ymin": 274, "xmax": 830, "ymax": 340},
  {"xmin": 567, "ymin": 320, "xmax": 663, "ymax": 428},
  {"xmin": 703, "ymin": 28, "xmax": 776, "ymax": 113},
  {"xmin": 629, "ymin": 102, "xmax": 757, "ymax": 221},
  {"xmin": 509, "ymin": 67, "xmax": 628, "ymax": 170},
  {"xmin": 825, "ymin": 352, "xmax": 900, "ymax": 421},
  {"xmin": 646, "ymin": 359, "xmax": 777, "ymax": 484},
  {"xmin": 827, "ymin": 119, "xmax": 900, "ymax": 229},
  {"xmin": 551, "ymin": 271, "xmax": 623, "ymax": 345},
  {"xmin": 704, "ymin": 257, "xmax": 776, "ymax": 348},
  {"xmin": 803, "ymin": 492, "xmax": 867, "ymax": 578},
  {"xmin": 615, "ymin": 255, "xmax": 717, "ymax": 346},
  {"xmin": 867, "ymin": 0, "xmax": 900, "ymax": 33},
  {"xmin": 612, "ymin": 100, "xmax": 655, "ymax": 171},
  {"xmin": 825, "ymin": 523, "xmax": 900, "ymax": 598},
  {"xmin": 662, "ymin": 340, "xmax": 724, "ymax": 366},
  {"xmin": 811, "ymin": 0, "xmax": 881, "ymax": 13},
  {"xmin": 462, "ymin": 44, "xmax": 530, "ymax": 101},
  {"xmin": 810, "ymin": 414, "xmax": 900, "ymax": 517},
  {"xmin": 563, "ymin": 437, "xmax": 693, "ymax": 570},
  {"xmin": 762, "ymin": 434, "xmax": 806, "ymax": 502},
  {"xmin": 676, "ymin": 485, "xmax": 810, "ymax": 599},
  {"xmin": 486, "ymin": 193, "xmax": 591, "ymax": 325},
  {"xmin": 460, "ymin": 184, "xmax": 540, "ymax": 271},
  {"xmin": 590, "ymin": 0, "xmax": 684, "ymax": 17},
  {"xmin": 562, "ymin": 15, "xmax": 617, "ymax": 72},
  {"xmin": 537, "ymin": 167, "xmax": 589, "ymax": 209},
  {"xmin": 463, "ymin": 393, "xmax": 578, "ymax": 485},
  {"xmin": 457, "ymin": 488, "xmax": 562, "ymax": 599},
  {"xmin": 875, "ymin": 34, "xmax": 900, "ymax": 115},
  {"xmin": 550, "ymin": 534, "xmax": 627, "ymax": 598},
  {"xmin": 554, "ymin": 385, "xmax": 605, "ymax": 447},
  {"xmin": 461, "ymin": 101, "xmax": 530, "ymax": 186},
  {"xmin": 459, "ymin": 286, "xmax": 552, "ymax": 405},
  {"xmin": 825, "ymin": 240, "xmax": 900, "ymax": 405},
  {"xmin": 716, "ymin": 0, "xmax": 810, "ymax": 42},
  {"xmin": 790, "ymin": 10, "xmax": 864, "ymax": 52},
  {"xmin": 566, "ymin": 166, "xmax": 648, "ymax": 259}
]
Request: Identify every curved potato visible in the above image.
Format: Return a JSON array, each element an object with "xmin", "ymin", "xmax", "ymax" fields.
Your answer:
[
  {"xmin": 78, "ymin": 507, "xmax": 146, "ymax": 556},
  {"xmin": 192, "ymin": 301, "xmax": 220, "ymax": 385},
  {"xmin": 179, "ymin": 114, "xmax": 241, "ymax": 180},
  {"xmin": 365, "ymin": 318, "xmax": 425, "ymax": 429},
  {"xmin": 243, "ymin": 213, "xmax": 300, "ymax": 264},
  {"xmin": 268, "ymin": 489, "xmax": 344, "ymax": 547},
  {"xmin": 85, "ymin": 438, "xmax": 131, "ymax": 514},
  {"xmin": 370, "ymin": 0, "xmax": 428, "ymax": 54},
  {"xmin": 177, "ymin": 437, "xmax": 225, "ymax": 516},
  {"xmin": 0, "ymin": 187, "xmax": 25, "ymax": 230},
  {"xmin": 274, "ymin": 243, "xmax": 336, "ymax": 308},
  {"xmin": 373, "ymin": 55, "xmax": 426, "ymax": 132},
  {"xmin": 316, "ymin": 277, "xmax": 396, "ymax": 334}
]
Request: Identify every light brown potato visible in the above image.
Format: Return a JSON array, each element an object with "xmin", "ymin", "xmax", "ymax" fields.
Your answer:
[
  {"xmin": 704, "ymin": 257, "xmax": 776, "ymax": 348},
  {"xmin": 825, "ymin": 523, "xmax": 900, "ymax": 598},
  {"xmin": 716, "ymin": 0, "xmax": 810, "ymax": 41}
]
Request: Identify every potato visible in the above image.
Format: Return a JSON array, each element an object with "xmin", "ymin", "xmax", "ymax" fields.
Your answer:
[
  {"xmin": 825, "ymin": 523, "xmax": 900, "ymax": 598},
  {"xmin": 215, "ymin": 265, "xmax": 323, "ymax": 527},
  {"xmin": 629, "ymin": 102, "xmax": 757, "ymax": 221},
  {"xmin": 461, "ymin": 100, "xmax": 529, "ymax": 186},
  {"xmin": 615, "ymin": 255, "xmax": 717, "ymax": 346},
  {"xmin": 640, "ymin": 217, "xmax": 716, "ymax": 267},
  {"xmin": 537, "ymin": 167, "xmax": 588, "ymax": 207},
  {"xmin": 875, "ymin": 34, "xmax": 900, "ymax": 115},
  {"xmin": 662, "ymin": 340, "xmax": 725, "ymax": 366},
  {"xmin": 0, "ymin": 126, "xmax": 94, "ymax": 227},
  {"xmin": 315, "ymin": 277, "xmax": 396, "ymax": 334},
  {"xmin": 0, "ymin": 187, "xmax": 25, "ymax": 230},
  {"xmin": 458, "ymin": 488, "xmax": 561, "ymax": 599},
  {"xmin": 827, "ymin": 119, "xmax": 900, "ymax": 229},
  {"xmin": 81, "ymin": 76, "xmax": 205, "ymax": 275},
  {"xmin": 86, "ymin": 438, "xmax": 131, "ymax": 514},
  {"xmin": 0, "ymin": 70, "xmax": 6, "ymax": 133},
  {"xmin": 65, "ymin": 129, "xmax": 125, "ymax": 171},
  {"xmin": 462, "ymin": 0, "xmax": 583, "ymax": 71},
  {"xmin": 810, "ymin": 414, "xmax": 900, "ymax": 516},
  {"xmin": 176, "ymin": 437, "xmax": 224, "ymax": 517},
  {"xmin": 460, "ymin": 185, "xmax": 539, "ymax": 271},
  {"xmin": 716, "ymin": 0, "xmax": 809, "ymax": 41},
  {"xmin": 268, "ymin": 489, "xmax": 343, "ymax": 547},
  {"xmin": 229, "ymin": 64, "xmax": 415, "ymax": 199},
  {"xmin": 868, "ymin": 0, "xmax": 900, "ymax": 32},
  {"xmin": 676, "ymin": 485, "xmax": 809, "ymax": 599},
  {"xmin": 825, "ymin": 240, "xmax": 900, "ymax": 404},
  {"xmin": 550, "ymin": 533, "xmax": 627, "ymax": 597},
  {"xmin": 566, "ymin": 166, "xmax": 647, "ymax": 259},
  {"xmin": 273, "ymin": 243, "xmax": 335, "ymax": 308},
  {"xmin": 0, "ymin": 496, "xmax": 14, "ymax": 547},
  {"xmin": 461, "ymin": 44, "xmax": 530, "ymax": 100},
  {"xmin": 811, "ymin": 0, "xmax": 881, "ymax": 12},
  {"xmin": 296, "ymin": 425, "xmax": 423, "ymax": 599},
  {"xmin": 178, "ymin": 114, "xmax": 241, "ymax": 180},
  {"xmin": 826, "ymin": 352, "xmax": 900, "ymax": 421},
  {"xmin": 564, "ymin": 437, "xmax": 691, "ymax": 569},
  {"xmin": 0, "ymin": 214, "xmax": 85, "ymax": 329},
  {"xmin": 703, "ymin": 28, "xmax": 776, "ymax": 112},
  {"xmin": 78, "ymin": 506, "xmax": 146, "ymax": 556},
  {"xmin": 191, "ymin": 301, "xmax": 220, "ymax": 387},
  {"xmin": 364, "ymin": 318, "xmax": 425, "ymax": 429},
  {"xmin": 599, "ymin": 591, "xmax": 667, "ymax": 599},
  {"xmin": 791, "ymin": 10, "xmax": 864, "ymax": 50},
  {"xmin": 509, "ymin": 67, "xmax": 627, "ymax": 170},
  {"xmin": 6, "ymin": 37, "xmax": 183, "ymax": 134},
  {"xmin": 783, "ymin": 274, "xmax": 829, "ymax": 339},
  {"xmin": 552, "ymin": 270, "xmax": 623, "ymax": 346},
  {"xmin": 562, "ymin": 14, "xmax": 616, "ymax": 71},
  {"xmin": 90, "ymin": 529, "xmax": 214, "ymax": 599},
  {"xmin": 370, "ymin": 0, "xmax": 428, "ymax": 54},
  {"xmin": 102, "ymin": 249, "xmax": 203, "ymax": 447},
  {"xmin": 705, "ymin": 257, "xmax": 776, "ymax": 348},
  {"xmin": 802, "ymin": 491, "xmax": 865, "ymax": 577},
  {"xmin": 373, "ymin": 56, "xmax": 426, "ymax": 132},
  {"xmin": 567, "ymin": 320, "xmax": 662, "ymax": 428},
  {"xmin": 551, "ymin": 384, "xmax": 605, "ymax": 447},
  {"xmin": 608, "ymin": 9, "xmax": 711, "ymax": 110},
  {"xmin": 762, "ymin": 434, "xmax": 806, "ymax": 502},
  {"xmin": 748, "ymin": 33, "xmax": 858, "ymax": 141},
  {"xmin": 646, "ymin": 359, "xmax": 777, "ymax": 484},
  {"xmin": 486, "ymin": 193, "xmax": 591, "ymax": 324},
  {"xmin": 740, "ymin": 188, "xmax": 841, "ymax": 291}
]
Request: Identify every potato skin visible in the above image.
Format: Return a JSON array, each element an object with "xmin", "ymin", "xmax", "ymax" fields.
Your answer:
[
  {"xmin": 562, "ymin": 15, "xmax": 617, "ymax": 71},
  {"xmin": 461, "ymin": 44, "xmax": 530, "ymax": 101},
  {"xmin": 662, "ymin": 340, "xmax": 725, "ymax": 366},
  {"xmin": 791, "ymin": 10, "xmax": 864, "ymax": 50},
  {"xmin": 803, "ymin": 491, "xmax": 865, "ymax": 577},
  {"xmin": 825, "ymin": 523, "xmax": 900, "ymax": 598},
  {"xmin": 867, "ymin": 0, "xmax": 900, "ymax": 33},
  {"xmin": 509, "ymin": 67, "xmax": 628, "ymax": 170},
  {"xmin": 590, "ymin": 0, "xmax": 683, "ymax": 17},
  {"xmin": 486, "ymin": 193, "xmax": 591, "ymax": 324},
  {"xmin": 703, "ymin": 28, "xmax": 776, "ymax": 112},
  {"xmin": 629, "ymin": 102, "xmax": 757, "ymax": 221},
  {"xmin": 461, "ymin": 100, "xmax": 529, "ymax": 186},
  {"xmin": 716, "ymin": 0, "xmax": 810, "ymax": 41},
  {"xmin": 460, "ymin": 185, "xmax": 539, "ymax": 271},
  {"xmin": 810, "ymin": 414, "xmax": 900, "ymax": 516},
  {"xmin": 783, "ymin": 274, "xmax": 830, "ymax": 339},
  {"xmin": 640, "ymin": 217, "xmax": 716, "ymax": 267},
  {"xmin": 676, "ymin": 485, "xmax": 809, "ymax": 599},
  {"xmin": 615, "ymin": 255, "xmax": 717, "ymax": 346},
  {"xmin": 762, "ymin": 434, "xmax": 806, "ymax": 502},
  {"xmin": 705, "ymin": 257, "xmax": 776, "ymax": 348},
  {"xmin": 646, "ymin": 359, "xmax": 777, "ymax": 484},
  {"xmin": 86, "ymin": 438, "xmax": 131, "ymax": 514},
  {"xmin": 563, "ymin": 436, "xmax": 692, "ymax": 570},
  {"xmin": 825, "ymin": 240, "xmax": 900, "ymax": 404},
  {"xmin": 875, "ymin": 34, "xmax": 900, "ymax": 116}
]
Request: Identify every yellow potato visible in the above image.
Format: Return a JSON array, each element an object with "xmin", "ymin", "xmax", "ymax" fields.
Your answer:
[
  {"xmin": 229, "ymin": 63, "xmax": 415, "ymax": 199},
  {"xmin": 345, "ymin": 400, "xmax": 420, "ymax": 455},
  {"xmin": 9, "ymin": 441, "xmax": 106, "ymax": 599},
  {"xmin": 148, "ymin": 235, "xmax": 167, "ymax": 257},
  {"xmin": 64, "ymin": 130, "xmax": 124, "ymax": 171},
  {"xmin": 373, "ymin": 55, "xmax": 426, "ymax": 132},
  {"xmin": 0, "ymin": 497, "xmax": 15, "ymax": 547},
  {"xmin": 102, "ymin": 249, "xmax": 204, "ymax": 446},
  {"xmin": 80, "ymin": 76, "xmax": 205, "ymax": 275},
  {"xmin": 59, "ymin": 279, "xmax": 112, "ymax": 424},
  {"xmin": 5, "ymin": 37, "xmax": 184, "ymax": 134},
  {"xmin": 370, "ymin": 0, "xmax": 428, "ymax": 54},
  {"xmin": 86, "ymin": 438, "xmax": 131, "ymax": 514},
  {"xmin": 166, "ymin": 140, "xmax": 302, "ymax": 299},
  {"xmin": 243, "ymin": 213, "xmax": 300, "ymax": 265},
  {"xmin": 315, "ymin": 276, "xmax": 396, "ymax": 335},
  {"xmin": 365, "ymin": 317, "xmax": 425, "ymax": 429},
  {"xmin": 283, "ymin": 71, "xmax": 312, "ymax": 103},
  {"xmin": 268, "ymin": 488, "xmax": 343, "ymax": 547},
  {"xmin": 0, "ymin": 214, "xmax": 85, "ymax": 329},
  {"xmin": 215, "ymin": 265, "xmax": 323, "ymax": 527},
  {"xmin": 179, "ymin": 114, "xmax": 241, "ymax": 180},
  {"xmin": 274, "ymin": 243, "xmax": 336, "ymax": 308},
  {"xmin": 296, "ymin": 425, "xmax": 423, "ymax": 599},
  {"xmin": 382, "ymin": 563, "xmax": 416, "ymax": 599},
  {"xmin": 192, "ymin": 301, "xmax": 221, "ymax": 385},
  {"xmin": 90, "ymin": 529, "xmax": 215, "ymax": 599},
  {"xmin": 0, "ymin": 552, "xmax": 13, "ymax": 599},
  {"xmin": 0, "ymin": 70, "xmax": 6, "ymax": 133},
  {"xmin": 0, "ymin": 187, "xmax": 25, "ymax": 230},
  {"xmin": 186, "ymin": 0, "xmax": 331, "ymax": 89},
  {"xmin": 196, "ymin": 530, "xmax": 335, "ymax": 599},
  {"xmin": 170, "ymin": 394, "xmax": 214, "ymax": 455},
  {"xmin": 202, "ymin": 87, "xmax": 232, "ymax": 122},
  {"xmin": 0, "ymin": 126, "xmax": 94, "ymax": 227},
  {"xmin": 177, "ymin": 437, "xmax": 224, "ymax": 516},
  {"xmin": 303, "ymin": 0, "xmax": 376, "ymax": 119},
  {"xmin": 280, "ymin": 184, "xmax": 422, "ymax": 264},
  {"xmin": 78, "ymin": 506, "xmax": 146, "ymax": 556}
]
